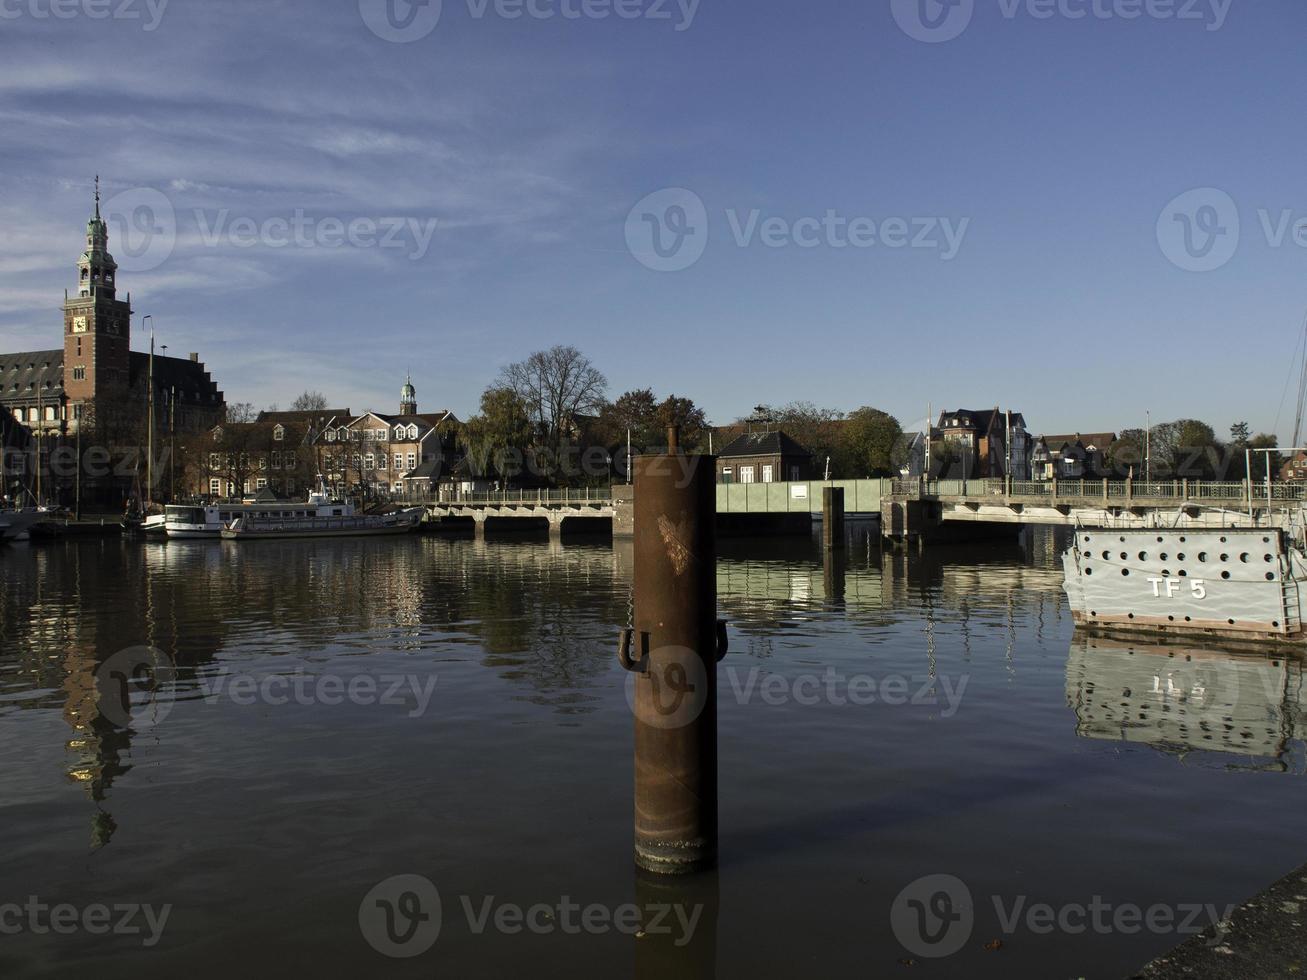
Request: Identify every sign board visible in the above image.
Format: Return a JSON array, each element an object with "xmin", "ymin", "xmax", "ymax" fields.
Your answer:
[{"xmin": 790, "ymin": 485, "xmax": 808, "ymax": 500}]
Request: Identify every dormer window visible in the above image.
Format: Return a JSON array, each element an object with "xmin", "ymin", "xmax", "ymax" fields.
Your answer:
[{"xmin": 273, "ymin": 425, "xmax": 285, "ymax": 442}]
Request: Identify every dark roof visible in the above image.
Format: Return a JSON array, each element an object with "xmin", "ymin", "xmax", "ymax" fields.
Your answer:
[
  {"xmin": 938, "ymin": 408, "xmax": 1027, "ymax": 437},
  {"xmin": 258, "ymin": 408, "xmax": 351, "ymax": 424},
  {"xmin": 404, "ymin": 457, "xmax": 444, "ymax": 479},
  {"xmin": 0, "ymin": 350, "xmax": 64, "ymax": 403},
  {"xmin": 717, "ymin": 429, "xmax": 813, "ymax": 459},
  {"xmin": 129, "ymin": 352, "xmax": 224, "ymax": 406},
  {"xmin": 1038, "ymin": 432, "xmax": 1117, "ymax": 451}
]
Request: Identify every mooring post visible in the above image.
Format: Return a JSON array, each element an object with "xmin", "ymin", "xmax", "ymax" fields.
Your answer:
[
  {"xmin": 823, "ymin": 486, "xmax": 845, "ymax": 551},
  {"xmin": 620, "ymin": 425, "xmax": 723, "ymax": 875}
]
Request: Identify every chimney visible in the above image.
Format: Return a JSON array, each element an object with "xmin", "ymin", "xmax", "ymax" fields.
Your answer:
[{"xmin": 189, "ymin": 352, "xmax": 199, "ymax": 362}]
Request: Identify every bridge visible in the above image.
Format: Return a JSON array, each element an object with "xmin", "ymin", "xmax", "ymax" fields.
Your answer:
[
  {"xmin": 393, "ymin": 476, "xmax": 1307, "ymax": 541},
  {"xmin": 399, "ymin": 488, "xmax": 622, "ymax": 536},
  {"xmin": 398, "ymin": 480, "xmax": 892, "ymax": 537},
  {"xmin": 883, "ymin": 478, "xmax": 1307, "ymax": 542}
]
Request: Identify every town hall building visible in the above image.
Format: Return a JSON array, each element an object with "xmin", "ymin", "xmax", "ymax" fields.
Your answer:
[{"xmin": 1, "ymin": 181, "xmax": 225, "ymax": 503}]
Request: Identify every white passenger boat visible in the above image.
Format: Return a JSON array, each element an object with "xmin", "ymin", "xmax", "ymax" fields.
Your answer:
[
  {"xmin": 219, "ymin": 506, "xmax": 424, "ymax": 540},
  {"xmin": 165, "ymin": 485, "xmax": 361, "ymax": 539}
]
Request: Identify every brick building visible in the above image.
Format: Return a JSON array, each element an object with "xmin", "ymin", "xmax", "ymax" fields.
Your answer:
[
  {"xmin": 1, "ymin": 181, "xmax": 224, "ymax": 504},
  {"xmin": 315, "ymin": 379, "xmax": 459, "ymax": 498},
  {"xmin": 933, "ymin": 408, "xmax": 1030, "ymax": 479},
  {"xmin": 715, "ymin": 430, "xmax": 814, "ymax": 484}
]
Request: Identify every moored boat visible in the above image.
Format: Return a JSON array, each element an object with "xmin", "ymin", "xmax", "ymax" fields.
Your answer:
[
  {"xmin": 165, "ymin": 485, "xmax": 359, "ymax": 538},
  {"xmin": 219, "ymin": 507, "xmax": 423, "ymax": 540},
  {"xmin": 1062, "ymin": 525, "xmax": 1307, "ymax": 643},
  {"xmin": 0, "ymin": 509, "xmax": 44, "ymax": 542}
]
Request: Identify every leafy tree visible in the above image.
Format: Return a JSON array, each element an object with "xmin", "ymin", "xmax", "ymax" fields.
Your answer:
[
  {"xmin": 842, "ymin": 407, "xmax": 903, "ymax": 477},
  {"xmin": 656, "ymin": 394, "xmax": 709, "ymax": 451},
  {"xmin": 459, "ymin": 387, "xmax": 534, "ymax": 482},
  {"xmin": 1247, "ymin": 433, "xmax": 1281, "ymax": 482},
  {"xmin": 1110, "ymin": 420, "xmax": 1224, "ymax": 479},
  {"xmin": 598, "ymin": 389, "xmax": 660, "ymax": 451}
]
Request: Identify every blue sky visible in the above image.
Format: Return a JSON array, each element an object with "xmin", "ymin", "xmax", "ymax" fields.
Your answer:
[{"xmin": 1, "ymin": 0, "xmax": 1304, "ymax": 440}]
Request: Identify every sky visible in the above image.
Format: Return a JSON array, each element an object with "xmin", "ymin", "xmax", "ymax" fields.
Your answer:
[{"xmin": 1, "ymin": 0, "xmax": 1304, "ymax": 441}]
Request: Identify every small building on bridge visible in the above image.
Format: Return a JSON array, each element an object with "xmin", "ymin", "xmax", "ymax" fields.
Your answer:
[{"xmin": 716, "ymin": 430, "xmax": 813, "ymax": 484}]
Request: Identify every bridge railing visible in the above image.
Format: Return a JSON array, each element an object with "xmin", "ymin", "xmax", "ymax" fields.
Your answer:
[
  {"xmin": 402, "ymin": 488, "xmax": 614, "ymax": 506},
  {"xmin": 916, "ymin": 478, "xmax": 1307, "ymax": 504}
]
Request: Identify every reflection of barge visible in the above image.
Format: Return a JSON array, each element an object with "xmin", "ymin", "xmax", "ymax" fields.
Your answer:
[
  {"xmin": 1065, "ymin": 635, "xmax": 1303, "ymax": 762},
  {"xmin": 1062, "ymin": 527, "xmax": 1306, "ymax": 642}
]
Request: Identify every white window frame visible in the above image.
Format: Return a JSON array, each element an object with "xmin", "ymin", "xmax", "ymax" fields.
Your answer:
[
  {"xmin": 762, "ymin": 465, "xmax": 774, "ymax": 483},
  {"xmin": 739, "ymin": 466, "xmax": 755, "ymax": 484}
]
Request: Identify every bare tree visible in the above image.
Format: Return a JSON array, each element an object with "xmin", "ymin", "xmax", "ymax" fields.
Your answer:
[
  {"xmin": 291, "ymin": 391, "xmax": 329, "ymax": 412},
  {"xmin": 226, "ymin": 402, "xmax": 258, "ymax": 423},
  {"xmin": 498, "ymin": 346, "xmax": 607, "ymax": 445}
]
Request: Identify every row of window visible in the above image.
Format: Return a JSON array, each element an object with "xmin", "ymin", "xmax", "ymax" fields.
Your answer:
[
  {"xmin": 327, "ymin": 453, "xmax": 418, "ymax": 472},
  {"xmin": 720, "ymin": 464, "xmax": 800, "ymax": 484},
  {"xmin": 11, "ymin": 405, "xmax": 62, "ymax": 422},
  {"xmin": 324, "ymin": 425, "xmax": 422, "ymax": 443}
]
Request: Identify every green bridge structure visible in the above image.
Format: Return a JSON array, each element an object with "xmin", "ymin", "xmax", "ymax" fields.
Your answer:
[{"xmin": 395, "ymin": 477, "xmax": 1307, "ymax": 540}]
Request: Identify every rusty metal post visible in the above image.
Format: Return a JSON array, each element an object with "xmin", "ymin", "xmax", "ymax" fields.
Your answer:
[
  {"xmin": 822, "ymin": 486, "xmax": 844, "ymax": 550},
  {"xmin": 620, "ymin": 428, "xmax": 722, "ymax": 875}
]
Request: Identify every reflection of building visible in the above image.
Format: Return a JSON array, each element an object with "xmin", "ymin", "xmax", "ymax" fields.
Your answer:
[
  {"xmin": 1065, "ymin": 635, "xmax": 1303, "ymax": 767},
  {"xmin": 62, "ymin": 644, "xmax": 133, "ymax": 848}
]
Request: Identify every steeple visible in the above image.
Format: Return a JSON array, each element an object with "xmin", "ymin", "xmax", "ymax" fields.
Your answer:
[
  {"xmin": 400, "ymin": 373, "xmax": 417, "ymax": 415},
  {"xmin": 79, "ymin": 175, "xmax": 117, "ymax": 300}
]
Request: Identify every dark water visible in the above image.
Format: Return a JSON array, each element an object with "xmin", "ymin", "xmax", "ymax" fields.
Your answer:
[{"xmin": 2, "ymin": 527, "xmax": 1304, "ymax": 978}]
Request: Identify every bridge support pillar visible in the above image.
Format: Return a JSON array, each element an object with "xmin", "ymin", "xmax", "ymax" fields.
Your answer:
[{"xmin": 823, "ymin": 487, "xmax": 844, "ymax": 550}]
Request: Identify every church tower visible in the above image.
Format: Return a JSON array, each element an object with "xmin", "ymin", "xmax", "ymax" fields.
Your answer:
[
  {"xmin": 63, "ymin": 177, "xmax": 132, "ymax": 416},
  {"xmin": 400, "ymin": 374, "xmax": 417, "ymax": 415}
]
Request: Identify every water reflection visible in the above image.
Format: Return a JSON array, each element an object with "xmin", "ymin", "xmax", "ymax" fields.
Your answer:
[{"xmin": 1066, "ymin": 634, "xmax": 1307, "ymax": 772}]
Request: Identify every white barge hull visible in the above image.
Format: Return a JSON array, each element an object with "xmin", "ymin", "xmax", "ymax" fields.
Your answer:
[{"xmin": 1062, "ymin": 528, "xmax": 1305, "ymax": 641}]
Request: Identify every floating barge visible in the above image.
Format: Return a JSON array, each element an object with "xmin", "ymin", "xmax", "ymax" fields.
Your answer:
[{"xmin": 1062, "ymin": 527, "xmax": 1306, "ymax": 643}]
